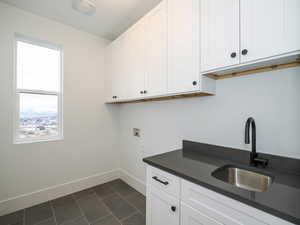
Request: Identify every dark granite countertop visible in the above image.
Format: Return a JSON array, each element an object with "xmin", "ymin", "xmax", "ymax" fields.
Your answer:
[{"xmin": 143, "ymin": 140, "xmax": 300, "ymax": 224}]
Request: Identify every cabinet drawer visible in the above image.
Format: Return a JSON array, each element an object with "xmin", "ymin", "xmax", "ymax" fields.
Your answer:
[
  {"xmin": 147, "ymin": 166, "xmax": 180, "ymax": 198},
  {"xmin": 181, "ymin": 180, "xmax": 291, "ymax": 225}
]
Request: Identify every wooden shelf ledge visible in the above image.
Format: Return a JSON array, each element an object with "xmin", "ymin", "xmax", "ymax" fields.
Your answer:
[
  {"xmin": 205, "ymin": 61, "xmax": 300, "ymax": 80},
  {"xmin": 106, "ymin": 93, "xmax": 214, "ymax": 104}
]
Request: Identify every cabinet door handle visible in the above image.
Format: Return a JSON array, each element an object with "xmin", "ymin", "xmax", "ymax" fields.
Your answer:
[
  {"xmin": 140, "ymin": 91, "xmax": 144, "ymax": 94},
  {"xmin": 230, "ymin": 52, "xmax": 237, "ymax": 58},
  {"xmin": 242, "ymin": 49, "xmax": 248, "ymax": 55},
  {"xmin": 152, "ymin": 176, "xmax": 169, "ymax": 185},
  {"xmin": 192, "ymin": 81, "xmax": 197, "ymax": 86},
  {"xmin": 171, "ymin": 206, "xmax": 176, "ymax": 212},
  {"xmin": 143, "ymin": 90, "xmax": 147, "ymax": 94}
]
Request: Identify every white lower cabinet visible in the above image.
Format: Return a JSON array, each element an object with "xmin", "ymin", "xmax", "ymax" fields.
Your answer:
[
  {"xmin": 146, "ymin": 166, "xmax": 293, "ymax": 225},
  {"xmin": 147, "ymin": 186, "xmax": 179, "ymax": 225},
  {"xmin": 181, "ymin": 180, "xmax": 266, "ymax": 225},
  {"xmin": 181, "ymin": 203, "xmax": 222, "ymax": 225}
]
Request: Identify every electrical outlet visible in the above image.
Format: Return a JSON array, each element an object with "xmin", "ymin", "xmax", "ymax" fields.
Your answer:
[{"xmin": 133, "ymin": 128, "xmax": 141, "ymax": 137}]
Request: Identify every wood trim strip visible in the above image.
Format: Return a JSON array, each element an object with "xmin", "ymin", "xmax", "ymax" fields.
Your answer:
[
  {"xmin": 107, "ymin": 93, "xmax": 214, "ymax": 104},
  {"xmin": 204, "ymin": 61, "xmax": 300, "ymax": 80}
]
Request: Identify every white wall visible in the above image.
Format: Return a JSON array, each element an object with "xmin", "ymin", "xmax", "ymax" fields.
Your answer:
[
  {"xmin": 0, "ymin": 2, "xmax": 119, "ymax": 214},
  {"xmin": 118, "ymin": 67, "xmax": 300, "ymax": 189}
]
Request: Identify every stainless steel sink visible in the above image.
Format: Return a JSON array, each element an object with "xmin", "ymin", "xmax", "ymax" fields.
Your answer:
[{"xmin": 212, "ymin": 165, "xmax": 274, "ymax": 192}]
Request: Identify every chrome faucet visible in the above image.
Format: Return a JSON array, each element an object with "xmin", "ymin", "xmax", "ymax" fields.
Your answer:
[{"xmin": 245, "ymin": 117, "xmax": 269, "ymax": 167}]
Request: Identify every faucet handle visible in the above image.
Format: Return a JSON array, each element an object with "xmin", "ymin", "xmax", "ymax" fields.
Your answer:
[{"xmin": 253, "ymin": 157, "xmax": 269, "ymax": 168}]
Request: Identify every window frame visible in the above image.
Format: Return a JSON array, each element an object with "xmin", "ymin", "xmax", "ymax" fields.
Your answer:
[{"xmin": 13, "ymin": 34, "xmax": 64, "ymax": 144}]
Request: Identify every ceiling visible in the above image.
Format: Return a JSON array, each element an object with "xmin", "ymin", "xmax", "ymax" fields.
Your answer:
[{"xmin": 0, "ymin": 0, "xmax": 161, "ymax": 40}]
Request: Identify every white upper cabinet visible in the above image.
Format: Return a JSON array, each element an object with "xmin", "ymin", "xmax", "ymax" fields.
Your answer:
[
  {"xmin": 124, "ymin": 20, "xmax": 146, "ymax": 99},
  {"xmin": 105, "ymin": 0, "xmax": 216, "ymax": 103},
  {"xmin": 241, "ymin": 0, "xmax": 300, "ymax": 63},
  {"xmin": 167, "ymin": 0, "xmax": 201, "ymax": 93},
  {"xmin": 105, "ymin": 38, "xmax": 127, "ymax": 101},
  {"xmin": 201, "ymin": 0, "xmax": 300, "ymax": 73},
  {"xmin": 105, "ymin": 0, "xmax": 300, "ymax": 102},
  {"xmin": 201, "ymin": 0, "xmax": 240, "ymax": 72},
  {"xmin": 241, "ymin": 0, "xmax": 285, "ymax": 63},
  {"xmin": 144, "ymin": 1, "xmax": 168, "ymax": 97},
  {"xmin": 105, "ymin": 43, "xmax": 116, "ymax": 101},
  {"xmin": 284, "ymin": 0, "xmax": 300, "ymax": 53}
]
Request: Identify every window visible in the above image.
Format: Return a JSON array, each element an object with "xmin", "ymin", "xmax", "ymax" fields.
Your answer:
[{"xmin": 14, "ymin": 35, "xmax": 63, "ymax": 143}]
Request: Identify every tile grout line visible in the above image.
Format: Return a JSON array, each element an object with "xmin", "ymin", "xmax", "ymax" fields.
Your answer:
[
  {"xmin": 119, "ymin": 211, "xmax": 140, "ymax": 223},
  {"xmin": 49, "ymin": 201, "xmax": 59, "ymax": 225},
  {"xmin": 108, "ymin": 181, "xmax": 145, "ymax": 223},
  {"xmin": 23, "ymin": 209, "xmax": 26, "ymax": 225},
  {"xmin": 51, "ymin": 198, "xmax": 86, "ymax": 225},
  {"xmin": 34, "ymin": 218, "xmax": 56, "ymax": 225},
  {"xmin": 93, "ymin": 184, "xmax": 132, "ymax": 225},
  {"xmin": 81, "ymin": 192, "xmax": 115, "ymax": 225},
  {"xmin": 124, "ymin": 192, "xmax": 146, "ymax": 216},
  {"xmin": 114, "ymin": 189, "xmax": 145, "ymax": 217},
  {"xmin": 81, "ymin": 216, "xmax": 90, "ymax": 225},
  {"xmin": 92, "ymin": 189, "xmax": 123, "ymax": 225},
  {"xmin": 29, "ymin": 202, "xmax": 57, "ymax": 225},
  {"xmin": 72, "ymin": 190, "xmax": 122, "ymax": 225},
  {"xmin": 92, "ymin": 208, "xmax": 122, "ymax": 225},
  {"xmin": 71, "ymin": 193, "xmax": 92, "ymax": 225},
  {"xmin": 106, "ymin": 182, "xmax": 137, "ymax": 224},
  {"xmin": 114, "ymin": 192, "xmax": 144, "ymax": 224},
  {"xmin": 59, "ymin": 216, "xmax": 87, "ymax": 225}
]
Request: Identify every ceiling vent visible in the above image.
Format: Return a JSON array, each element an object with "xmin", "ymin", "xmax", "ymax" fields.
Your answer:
[{"xmin": 72, "ymin": 0, "xmax": 96, "ymax": 16}]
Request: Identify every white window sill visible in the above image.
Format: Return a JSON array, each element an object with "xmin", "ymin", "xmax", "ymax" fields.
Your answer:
[{"xmin": 14, "ymin": 136, "xmax": 64, "ymax": 144}]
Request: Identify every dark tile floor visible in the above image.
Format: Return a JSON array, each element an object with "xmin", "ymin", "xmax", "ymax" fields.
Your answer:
[{"xmin": 0, "ymin": 179, "xmax": 146, "ymax": 225}]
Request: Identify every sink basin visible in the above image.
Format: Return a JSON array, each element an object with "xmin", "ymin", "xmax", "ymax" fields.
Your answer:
[{"xmin": 212, "ymin": 165, "xmax": 274, "ymax": 192}]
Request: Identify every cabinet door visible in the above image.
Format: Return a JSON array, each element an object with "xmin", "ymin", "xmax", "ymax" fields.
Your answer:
[
  {"xmin": 105, "ymin": 39, "xmax": 127, "ymax": 101},
  {"xmin": 240, "ymin": 0, "xmax": 299, "ymax": 63},
  {"xmin": 118, "ymin": 36, "xmax": 131, "ymax": 100},
  {"xmin": 284, "ymin": 0, "xmax": 300, "ymax": 53},
  {"xmin": 145, "ymin": 0, "xmax": 168, "ymax": 97},
  {"xmin": 181, "ymin": 204, "xmax": 222, "ymax": 225},
  {"xmin": 201, "ymin": 0, "xmax": 240, "ymax": 72},
  {"xmin": 167, "ymin": 0, "xmax": 201, "ymax": 94},
  {"xmin": 105, "ymin": 44, "xmax": 116, "ymax": 101},
  {"xmin": 125, "ymin": 20, "xmax": 146, "ymax": 99},
  {"xmin": 147, "ymin": 187, "xmax": 179, "ymax": 225}
]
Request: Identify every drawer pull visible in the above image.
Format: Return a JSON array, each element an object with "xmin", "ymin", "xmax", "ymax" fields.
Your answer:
[
  {"xmin": 171, "ymin": 206, "xmax": 176, "ymax": 212},
  {"xmin": 152, "ymin": 176, "xmax": 169, "ymax": 185}
]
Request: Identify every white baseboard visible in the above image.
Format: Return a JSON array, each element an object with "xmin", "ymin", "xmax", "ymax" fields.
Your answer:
[
  {"xmin": 0, "ymin": 169, "xmax": 120, "ymax": 216},
  {"xmin": 119, "ymin": 169, "xmax": 146, "ymax": 195},
  {"xmin": 0, "ymin": 168, "xmax": 146, "ymax": 216}
]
